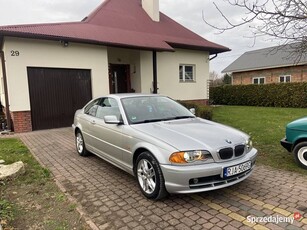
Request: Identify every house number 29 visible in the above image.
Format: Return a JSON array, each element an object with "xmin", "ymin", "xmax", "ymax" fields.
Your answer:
[{"xmin": 10, "ymin": 50, "xmax": 20, "ymax": 56}]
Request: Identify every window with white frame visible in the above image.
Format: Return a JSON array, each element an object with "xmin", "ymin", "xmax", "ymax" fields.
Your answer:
[
  {"xmin": 253, "ymin": 77, "xmax": 265, "ymax": 84},
  {"xmin": 179, "ymin": 64, "xmax": 195, "ymax": 82},
  {"xmin": 279, "ymin": 75, "xmax": 291, "ymax": 83}
]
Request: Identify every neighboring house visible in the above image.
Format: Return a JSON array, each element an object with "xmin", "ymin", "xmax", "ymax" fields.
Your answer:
[
  {"xmin": 222, "ymin": 43, "xmax": 307, "ymax": 85},
  {"xmin": 0, "ymin": 0, "xmax": 230, "ymax": 133}
]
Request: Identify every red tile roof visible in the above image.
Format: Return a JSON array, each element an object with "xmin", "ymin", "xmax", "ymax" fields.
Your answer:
[{"xmin": 0, "ymin": 0, "xmax": 230, "ymax": 54}]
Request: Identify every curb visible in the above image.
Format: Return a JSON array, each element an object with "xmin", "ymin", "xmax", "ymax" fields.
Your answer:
[{"xmin": 55, "ymin": 179, "xmax": 100, "ymax": 230}]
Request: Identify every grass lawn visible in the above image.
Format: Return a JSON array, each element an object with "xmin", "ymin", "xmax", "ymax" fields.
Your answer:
[
  {"xmin": 212, "ymin": 106, "xmax": 307, "ymax": 175},
  {"xmin": 0, "ymin": 138, "xmax": 50, "ymax": 183},
  {"xmin": 0, "ymin": 138, "xmax": 90, "ymax": 229}
]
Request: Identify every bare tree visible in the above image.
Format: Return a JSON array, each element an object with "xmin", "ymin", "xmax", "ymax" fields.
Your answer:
[
  {"xmin": 209, "ymin": 71, "xmax": 224, "ymax": 86},
  {"xmin": 209, "ymin": 71, "xmax": 220, "ymax": 80},
  {"xmin": 203, "ymin": 0, "xmax": 307, "ymax": 56}
]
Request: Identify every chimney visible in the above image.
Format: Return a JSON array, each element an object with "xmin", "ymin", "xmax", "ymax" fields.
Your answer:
[{"xmin": 142, "ymin": 0, "xmax": 160, "ymax": 22}]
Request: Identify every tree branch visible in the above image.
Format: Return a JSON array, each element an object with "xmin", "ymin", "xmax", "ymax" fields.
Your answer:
[{"xmin": 202, "ymin": 0, "xmax": 307, "ymax": 57}]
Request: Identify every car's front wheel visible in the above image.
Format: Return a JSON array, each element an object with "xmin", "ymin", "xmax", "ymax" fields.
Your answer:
[
  {"xmin": 293, "ymin": 142, "xmax": 307, "ymax": 169},
  {"xmin": 135, "ymin": 152, "xmax": 168, "ymax": 200},
  {"xmin": 75, "ymin": 131, "xmax": 89, "ymax": 157}
]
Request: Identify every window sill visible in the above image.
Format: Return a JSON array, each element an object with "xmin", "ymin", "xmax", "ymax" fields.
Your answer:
[{"xmin": 179, "ymin": 80, "xmax": 196, "ymax": 83}]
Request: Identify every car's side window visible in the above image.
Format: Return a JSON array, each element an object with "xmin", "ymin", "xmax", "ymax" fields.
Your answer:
[
  {"xmin": 84, "ymin": 99, "xmax": 100, "ymax": 116},
  {"xmin": 87, "ymin": 105, "xmax": 98, "ymax": 117},
  {"xmin": 96, "ymin": 98, "xmax": 121, "ymax": 120}
]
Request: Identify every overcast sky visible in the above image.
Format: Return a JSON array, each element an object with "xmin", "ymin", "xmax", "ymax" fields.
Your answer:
[{"xmin": 0, "ymin": 0, "xmax": 281, "ymax": 76}]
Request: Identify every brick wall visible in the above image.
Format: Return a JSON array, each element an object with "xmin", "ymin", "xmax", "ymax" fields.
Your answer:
[
  {"xmin": 183, "ymin": 99, "xmax": 209, "ymax": 106},
  {"xmin": 11, "ymin": 111, "xmax": 32, "ymax": 133},
  {"xmin": 232, "ymin": 65, "xmax": 307, "ymax": 85}
]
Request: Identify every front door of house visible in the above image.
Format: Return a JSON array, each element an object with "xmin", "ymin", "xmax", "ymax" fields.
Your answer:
[{"xmin": 109, "ymin": 64, "xmax": 131, "ymax": 94}]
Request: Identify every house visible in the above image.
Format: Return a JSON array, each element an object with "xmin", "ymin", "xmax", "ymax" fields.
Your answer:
[
  {"xmin": 0, "ymin": 0, "xmax": 229, "ymax": 133},
  {"xmin": 222, "ymin": 43, "xmax": 307, "ymax": 85}
]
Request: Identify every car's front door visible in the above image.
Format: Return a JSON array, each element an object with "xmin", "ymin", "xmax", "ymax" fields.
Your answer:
[
  {"xmin": 81, "ymin": 98, "xmax": 101, "ymax": 150},
  {"xmin": 91, "ymin": 97, "xmax": 125, "ymax": 164}
]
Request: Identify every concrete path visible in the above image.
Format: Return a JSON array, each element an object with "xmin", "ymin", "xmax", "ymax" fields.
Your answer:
[{"xmin": 18, "ymin": 128, "xmax": 307, "ymax": 230}]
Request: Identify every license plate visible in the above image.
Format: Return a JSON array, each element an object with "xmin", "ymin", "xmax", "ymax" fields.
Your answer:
[{"xmin": 223, "ymin": 161, "xmax": 252, "ymax": 178}]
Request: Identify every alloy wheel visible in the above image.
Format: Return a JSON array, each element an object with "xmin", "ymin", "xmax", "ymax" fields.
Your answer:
[
  {"xmin": 76, "ymin": 133, "xmax": 84, "ymax": 154},
  {"xmin": 137, "ymin": 159, "xmax": 156, "ymax": 194}
]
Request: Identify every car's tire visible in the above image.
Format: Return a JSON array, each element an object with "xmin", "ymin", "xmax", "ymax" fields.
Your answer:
[
  {"xmin": 75, "ymin": 130, "xmax": 89, "ymax": 157},
  {"xmin": 135, "ymin": 151, "xmax": 168, "ymax": 200},
  {"xmin": 293, "ymin": 142, "xmax": 307, "ymax": 169}
]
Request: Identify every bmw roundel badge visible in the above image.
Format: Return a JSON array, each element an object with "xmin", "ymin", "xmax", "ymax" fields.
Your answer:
[{"xmin": 225, "ymin": 139, "xmax": 232, "ymax": 144}]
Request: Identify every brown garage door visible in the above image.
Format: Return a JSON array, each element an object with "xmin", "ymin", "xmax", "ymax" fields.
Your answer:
[{"xmin": 27, "ymin": 67, "xmax": 92, "ymax": 130}]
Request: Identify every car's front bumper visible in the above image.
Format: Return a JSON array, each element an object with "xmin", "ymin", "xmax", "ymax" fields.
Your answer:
[
  {"xmin": 280, "ymin": 138, "xmax": 292, "ymax": 152},
  {"xmin": 160, "ymin": 148, "xmax": 258, "ymax": 194}
]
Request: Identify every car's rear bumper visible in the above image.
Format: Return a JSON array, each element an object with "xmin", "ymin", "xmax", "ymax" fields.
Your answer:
[
  {"xmin": 160, "ymin": 148, "xmax": 258, "ymax": 194},
  {"xmin": 280, "ymin": 138, "xmax": 292, "ymax": 152}
]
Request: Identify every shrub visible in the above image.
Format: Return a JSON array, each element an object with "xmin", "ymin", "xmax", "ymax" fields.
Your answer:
[
  {"xmin": 197, "ymin": 106, "xmax": 213, "ymax": 120},
  {"xmin": 210, "ymin": 83, "xmax": 307, "ymax": 108},
  {"xmin": 178, "ymin": 101, "xmax": 213, "ymax": 120}
]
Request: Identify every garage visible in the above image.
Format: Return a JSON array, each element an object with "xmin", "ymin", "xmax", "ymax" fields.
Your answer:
[{"xmin": 27, "ymin": 67, "xmax": 92, "ymax": 130}]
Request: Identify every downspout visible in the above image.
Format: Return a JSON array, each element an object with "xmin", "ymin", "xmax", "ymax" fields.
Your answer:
[
  {"xmin": 152, "ymin": 51, "xmax": 158, "ymax": 94},
  {"xmin": 209, "ymin": 54, "xmax": 217, "ymax": 61},
  {"xmin": 207, "ymin": 53, "xmax": 218, "ymax": 103},
  {"xmin": 0, "ymin": 37, "xmax": 12, "ymax": 131}
]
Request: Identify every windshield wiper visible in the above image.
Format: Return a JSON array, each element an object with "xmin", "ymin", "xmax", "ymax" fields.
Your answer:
[
  {"xmin": 132, "ymin": 116, "xmax": 194, "ymax": 124},
  {"xmin": 133, "ymin": 118, "xmax": 165, "ymax": 124},
  {"xmin": 164, "ymin": 116, "xmax": 195, "ymax": 121}
]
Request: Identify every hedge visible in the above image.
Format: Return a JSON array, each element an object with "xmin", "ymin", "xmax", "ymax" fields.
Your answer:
[
  {"xmin": 179, "ymin": 101, "xmax": 213, "ymax": 120},
  {"xmin": 209, "ymin": 83, "xmax": 307, "ymax": 108}
]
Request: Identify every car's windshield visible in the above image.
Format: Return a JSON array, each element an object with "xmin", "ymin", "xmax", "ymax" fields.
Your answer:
[{"xmin": 121, "ymin": 96, "xmax": 195, "ymax": 124}]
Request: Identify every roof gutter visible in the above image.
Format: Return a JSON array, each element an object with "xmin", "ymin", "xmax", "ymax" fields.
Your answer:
[
  {"xmin": 0, "ymin": 32, "xmax": 174, "ymax": 52},
  {"xmin": 0, "ymin": 37, "xmax": 12, "ymax": 131},
  {"xmin": 222, "ymin": 62, "xmax": 307, "ymax": 74}
]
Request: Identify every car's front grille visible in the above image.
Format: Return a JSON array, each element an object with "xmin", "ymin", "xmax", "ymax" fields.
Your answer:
[
  {"xmin": 219, "ymin": 148, "xmax": 233, "ymax": 159},
  {"xmin": 218, "ymin": 144, "xmax": 246, "ymax": 160},
  {"xmin": 189, "ymin": 168, "xmax": 253, "ymax": 189},
  {"xmin": 235, "ymin": 145, "xmax": 245, "ymax": 157}
]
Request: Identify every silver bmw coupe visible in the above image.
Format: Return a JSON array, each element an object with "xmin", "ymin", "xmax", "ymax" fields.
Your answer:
[{"xmin": 73, "ymin": 94, "xmax": 257, "ymax": 200}]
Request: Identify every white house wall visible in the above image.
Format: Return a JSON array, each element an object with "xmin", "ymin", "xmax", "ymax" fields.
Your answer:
[
  {"xmin": 3, "ymin": 37, "xmax": 210, "ymax": 113},
  {"xmin": 140, "ymin": 51, "xmax": 154, "ymax": 94},
  {"xmin": 157, "ymin": 48, "xmax": 209, "ymax": 100},
  {"xmin": 3, "ymin": 37, "xmax": 108, "ymax": 112},
  {"xmin": 112, "ymin": 48, "xmax": 210, "ymax": 99}
]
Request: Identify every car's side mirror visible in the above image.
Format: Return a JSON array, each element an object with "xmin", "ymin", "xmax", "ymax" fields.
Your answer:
[
  {"xmin": 189, "ymin": 108, "xmax": 196, "ymax": 115},
  {"xmin": 104, "ymin": 115, "xmax": 123, "ymax": 125}
]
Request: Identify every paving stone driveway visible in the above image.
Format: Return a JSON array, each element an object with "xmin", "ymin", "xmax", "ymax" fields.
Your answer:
[{"xmin": 19, "ymin": 128, "xmax": 307, "ymax": 230}]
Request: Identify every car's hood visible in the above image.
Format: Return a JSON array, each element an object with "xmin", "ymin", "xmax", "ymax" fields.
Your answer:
[{"xmin": 131, "ymin": 118, "xmax": 248, "ymax": 151}]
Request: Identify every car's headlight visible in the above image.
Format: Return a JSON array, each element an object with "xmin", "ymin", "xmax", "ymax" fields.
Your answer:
[
  {"xmin": 246, "ymin": 138, "xmax": 253, "ymax": 152},
  {"xmin": 169, "ymin": 150, "xmax": 212, "ymax": 164}
]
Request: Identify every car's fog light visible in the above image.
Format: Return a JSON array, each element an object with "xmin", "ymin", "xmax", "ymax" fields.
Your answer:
[{"xmin": 193, "ymin": 178, "xmax": 199, "ymax": 184}]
